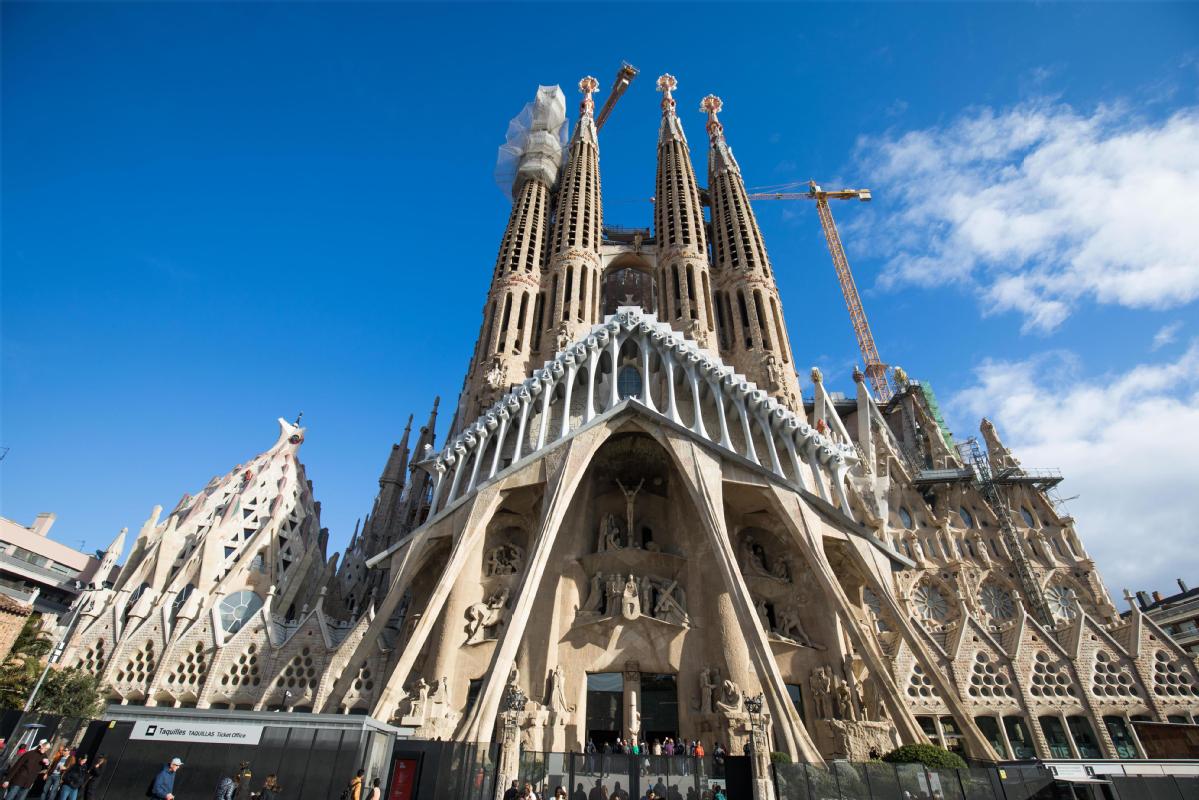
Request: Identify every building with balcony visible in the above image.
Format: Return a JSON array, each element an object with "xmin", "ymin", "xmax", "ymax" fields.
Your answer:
[
  {"xmin": 0, "ymin": 513, "xmax": 115, "ymax": 619},
  {"xmin": 1128, "ymin": 581, "xmax": 1199, "ymax": 655}
]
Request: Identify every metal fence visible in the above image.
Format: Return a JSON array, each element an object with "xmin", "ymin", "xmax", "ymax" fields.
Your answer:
[
  {"xmin": 775, "ymin": 763, "xmax": 1011, "ymax": 800},
  {"xmin": 514, "ymin": 752, "xmax": 732, "ymax": 800}
]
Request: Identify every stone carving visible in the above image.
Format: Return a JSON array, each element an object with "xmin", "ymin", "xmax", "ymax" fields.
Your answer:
[
  {"xmin": 616, "ymin": 479, "xmax": 644, "ymax": 548},
  {"xmin": 715, "ymin": 678, "xmax": 743, "ymax": 714},
  {"xmin": 401, "ymin": 677, "xmax": 431, "ymax": 722},
  {"xmin": 621, "ymin": 574, "xmax": 641, "ymax": 620},
  {"xmin": 484, "ymin": 543, "xmax": 524, "ymax": 577},
  {"xmin": 739, "ymin": 532, "xmax": 791, "ymax": 582},
  {"xmin": 597, "ymin": 513, "xmax": 624, "ymax": 551},
  {"xmin": 548, "ymin": 664, "xmax": 575, "ymax": 715},
  {"xmin": 699, "ymin": 666, "xmax": 720, "ymax": 714},
  {"xmin": 484, "ymin": 355, "xmax": 508, "ymax": 391},
  {"xmin": 465, "ymin": 588, "xmax": 509, "ymax": 644},
  {"xmin": 810, "ymin": 666, "xmax": 832, "ymax": 719},
  {"xmin": 774, "ymin": 603, "xmax": 815, "ymax": 647},
  {"xmin": 835, "ymin": 678, "xmax": 857, "ymax": 721},
  {"xmin": 578, "ymin": 572, "xmax": 689, "ymax": 627}
]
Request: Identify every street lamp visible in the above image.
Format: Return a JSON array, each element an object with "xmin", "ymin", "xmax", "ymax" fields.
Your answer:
[{"xmin": 745, "ymin": 693, "xmax": 765, "ymax": 752}]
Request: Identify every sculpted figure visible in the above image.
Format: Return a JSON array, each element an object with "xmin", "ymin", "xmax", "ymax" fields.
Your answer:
[
  {"xmin": 835, "ymin": 678, "xmax": 856, "ymax": 721},
  {"xmin": 485, "ymin": 543, "xmax": 524, "ymax": 577},
  {"xmin": 409, "ymin": 677, "xmax": 430, "ymax": 720},
  {"xmin": 754, "ymin": 599, "xmax": 771, "ymax": 633},
  {"xmin": 810, "ymin": 667, "xmax": 832, "ymax": 719},
  {"xmin": 770, "ymin": 556, "xmax": 791, "ymax": 582},
  {"xmin": 775, "ymin": 604, "xmax": 814, "ymax": 647},
  {"xmin": 465, "ymin": 588, "xmax": 509, "ymax": 644},
  {"xmin": 599, "ymin": 513, "xmax": 623, "ymax": 552},
  {"xmin": 621, "ymin": 574, "xmax": 641, "ymax": 620},
  {"xmin": 580, "ymin": 572, "xmax": 605, "ymax": 616},
  {"xmin": 549, "ymin": 664, "xmax": 574, "ymax": 714},
  {"xmin": 649, "ymin": 578, "xmax": 689, "ymax": 626},
  {"xmin": 699, "ymin": 666, "xmax": 720, "ymax": 714},
  {"xmin": 715, "ymin": 678, "xmax": 743, "ymax": 714},
  {"xmin": 741, "ymin": 534, "xmax": 770, "ymax": 576}
]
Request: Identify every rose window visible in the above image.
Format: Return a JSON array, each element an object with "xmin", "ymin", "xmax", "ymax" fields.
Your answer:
[
  {"xmin": 980, "ymin": 584, "xmax": 1015, "ymax": 621},
  {"xmin": 218, "ymin": 590, "xmax": 264, "ymax": 635},
  {"xmin": 912, "ymin": 584, "xmax": 949, "ymax": 622},
  {"xmin": 1045, "ymin": 585, "xmax": 1079, "ymax": 622}
]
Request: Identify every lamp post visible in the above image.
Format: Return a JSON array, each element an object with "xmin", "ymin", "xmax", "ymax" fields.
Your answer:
[
  {"xmin": 743, "ymin": 693, "xmax": 775, "ymax": 800},
  {"xmin": 495, "ymin": 683, "xmax": 528, "ymax": 800}
]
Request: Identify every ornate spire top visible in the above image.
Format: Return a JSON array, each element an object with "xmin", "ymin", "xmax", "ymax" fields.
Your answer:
[
  {"xmin": 578, "ymin": 76, "xmax": 599, "ymax": 117},
  {"xmin": 657, "ymin": 74, "xmax": 678, "ymax": 115},
  {"xmin": 700, "ymin": 94, "xmax": 724, "ymax": 142}
]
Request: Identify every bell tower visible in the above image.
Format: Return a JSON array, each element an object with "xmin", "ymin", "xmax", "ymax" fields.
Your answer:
[
  {"xmin": 702, "ymin": 94, "xmax": 802, "ymax": 411},
  {"xmin": 653, "ymin": 74, "xmax": 716, "ymax": 349}
]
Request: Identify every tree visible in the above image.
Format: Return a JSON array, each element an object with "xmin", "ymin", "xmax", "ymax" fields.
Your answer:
[
  {"xmin": 0, "ymin": 615, "xmax": 107, "ymax": 717},
  {"xmin": 0, "ymin": 615, "xmax": 51, "ymax": 709},
  {"xmin": 881, "ymin": 743, "xmax": 968, "ymax": 770}
]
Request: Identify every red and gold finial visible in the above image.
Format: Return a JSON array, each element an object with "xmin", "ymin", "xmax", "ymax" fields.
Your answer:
[
  {"xmin": 579, "ymin": 76, "xmax": 599, "ymax": 117},
  {"xmin": 656, "ymin": 73, "xmax": 678, "ymax": 114},
  {"xmin": 700, "ymin": 94, "xmax": 724, "ymax": 141}
]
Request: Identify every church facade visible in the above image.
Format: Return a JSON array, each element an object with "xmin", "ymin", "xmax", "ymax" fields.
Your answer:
[{"xmin": 62, "ymin": 74, "xmax": 1199, "ymax": 770}]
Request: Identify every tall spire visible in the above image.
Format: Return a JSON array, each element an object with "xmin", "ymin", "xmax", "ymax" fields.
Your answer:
[
  {"xmin": 460, "ymin": 88, "xmax": 567, "ymax": 427},
  {"xmin": 541, "ymin": 76, "xmax": 605, "ymax": 353},
  {"xmin": 399, "ymin": 396, "xmax": 440, "ymax": 530},
  {"xmin": 653, "ymin": 74, "xmax": 715, "ymax": 348},
  {"xmin": 701, "ymin": 95, "xmax": 802, "ymax": 411}
]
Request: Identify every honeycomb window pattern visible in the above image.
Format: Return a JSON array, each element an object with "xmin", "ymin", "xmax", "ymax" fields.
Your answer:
[
  {"xmin": 349, "ymin": 663, "xmax": 375, "ymax": 698},
  {"xmin": 968, "ymin": 652, "xmax": 1016, "ymax": 700},
  {"xmin": 165, "ymin": 643, "xmax": 208, "ymax": 688},
  {"xmin": 221, "ymin": 643, "xmax": 262, "ymax": 689},
  {"xmin": 115, "ymin": 641, "xmax": 156, "ymax": 684},
  {"xmin": 1092, "ymin": 650, "xmax": 1140, "ymax": 699},
  {"xmin": 275, "ymin": 647, "xmax": 320, "ymax": 691},
  {"xmin": 80, "ymin": 640, "xmax": 106, "ymax": 676},
  {"xmin": 1030, "ymin": 650, "xmax": 1078, "ymax": 700},
  {"xmin": 907, "ymin": 664, "xmax": 937, "ymax": 699},
  {"xmin": 1153, "ymin": 650, "xmax": 1199, "ymax": 698}
]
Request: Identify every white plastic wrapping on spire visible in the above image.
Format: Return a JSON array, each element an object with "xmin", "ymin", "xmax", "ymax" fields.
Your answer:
[{"xmin": 494, "ymin": 85, "xmax": 569, "ymax": 198}]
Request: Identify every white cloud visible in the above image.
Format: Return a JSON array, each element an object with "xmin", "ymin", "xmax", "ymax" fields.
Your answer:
[
  {"xmin": 856, "ymin": 103, "xmax": 1199, "ymax": 332},
  {"xmin": 1152, "ymin": 321, "xmax": 1182, "ymax": 350},
  {"xmin": 950, "ymin": 343, "xmax": 1199, "ymax": 598}
]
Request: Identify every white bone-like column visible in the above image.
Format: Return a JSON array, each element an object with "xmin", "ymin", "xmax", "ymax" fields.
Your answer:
[
  {"xmin": 560, "ymin": 355, "xmax": 578, "ymax": 439},
  {"xmin": 467, "ymin": 427, "xmax": 488, "ymax": 492},
  {"xmin": 638, "ymin": 332, "xmax": 657, "ymax": 411},
  {"xmin": 535, "ymin": 372, "xmax": 554, "ymax": 450},
  {"xmin": 664, "ymin": 350, "xmax": 681, "ymax": 424},
  {"xmin": 584, "ymin": 344, "xmax": 599, "ymax": 423},
  {"xmin": 607, "ymin": 328, "xmax": 620, "ymax": 409},
  {"xmin": 733, "ymin": 391, "xmax": 759, "ymax": 465},
  {"xmin": 685, "ymin": 355, "xmax": 708, "ymax": 439}
]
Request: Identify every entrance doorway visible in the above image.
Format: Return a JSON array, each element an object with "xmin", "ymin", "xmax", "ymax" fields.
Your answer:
[
  {"xmin": 586, "ymin": 673, "xmax": 623, "ymax": 745},
  {"xmin": 639, "ymin": 674, "xmax": 679, "ymax": 743}
]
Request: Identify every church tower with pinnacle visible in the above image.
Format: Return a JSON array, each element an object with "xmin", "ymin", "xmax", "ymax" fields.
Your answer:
[
  {"xmin": 60, "ymin": 71, "xmax": 1199, "ymax": 797},
  {"xmin": 702, "ymin": 94, "xmax": 803, "ymax": 411}
]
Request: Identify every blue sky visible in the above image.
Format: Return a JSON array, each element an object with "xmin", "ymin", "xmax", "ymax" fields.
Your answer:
[{"xmin": 3, "ymin": 3, "xmax": 1197, "ymax": 595}]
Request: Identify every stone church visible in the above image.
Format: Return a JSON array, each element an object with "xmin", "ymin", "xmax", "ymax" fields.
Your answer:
[{"xmin": 62, "ymin": 74, "xmax": 1199, "ymax": 770}]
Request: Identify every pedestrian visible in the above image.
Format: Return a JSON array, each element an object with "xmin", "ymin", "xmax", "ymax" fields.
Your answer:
[
  {"xmin": 505, "ymin": 780, "xmax": 521, "ymax": 800},
  {"xmin": 56, "ymin": 754, "xmax": 88, "ymax": 800},
  {"xmin": 712, "ymin": 743, "xmax": 726, "ymax": 779},
  {"xmin": 256, "ymin": 774, "xmax": 282, "ymax": 800},
  {"xmin": 215, "ymin": 769, "xmax": 242, "ymax": 800},
  {"xmin": 366, "ymin": 777, "xmax": 382, "ymax": 800},
  {"xmin": 84, "ymin": 755, "xmax": 106, "ymax": 800},
  {"xmin": 554, "ymin": 785, "xmax": 567, "ymax": 800},
  {"xmin": 44, "ymin": 746, "xmax": 70, "ymax": 800},
  {"xmin": 341, "ymin": 769, "xmax": 365, "ymax": 800},
  {"xmin": 2, "ymin": 739, "xmax": 50, "ymax": 800},
  {"xmin": 585, "ymin": 739, "xmax": 597, "ymax": 772},
  {"xmin": 147, "ymin": 757, "xmax": 183, "ymax": 800},
  {"xmin": 712, "ymin": 784, "xmax": 726, "ymax": 800}
]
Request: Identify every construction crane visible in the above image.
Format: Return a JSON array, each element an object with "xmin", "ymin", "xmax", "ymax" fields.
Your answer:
[
  {"xmin": 594, "ymin": 62, "xmax": 639, "ymax": 131},
  {"xmin": 747, "ymin": 180, "xmax": 893, "ymax": 402}
]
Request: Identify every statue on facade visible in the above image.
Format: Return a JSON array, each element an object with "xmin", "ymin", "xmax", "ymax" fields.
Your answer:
[
  {"xmin": 647, "ymin": 578, "xmax": 689, "ymax": 626},
  {"xmin": 699, "ymin": 666, "xmax": 720, "ymax": 714},
  {"xmin": 741, "ymin": 534, "xmax": 771, "ymax": 576},
  {"xmin": 810, "ymin": 667, "xmax": 832, "ymax": 719},
  {"xmin": 715, "ymin": 679, "xmax": 743, "ymax": 715},
  {"xmin": 580, "ymin": 572, "xmax": 605, "ymax": 616},
  {"xmin": 835, "ymin": 678, "xmax": 857, "ymax": 721},
  {"xmin": 774, "ymin": 603, "xmax": 814, "ymax": 647},
  {"xmin": 621, "ymin": 574, "xmax": 641, "ymax": 620},
  {"xmin": 406, "ymin": 677, "xmax": 431, "ymax": 721},
  {"xmin": 598, "ymin": 513, "xmax": 623, "ymax": 551},
  {"xmin": 615, "ymin": 479, "xmax": 644, "ymax": 548},
  {"xmin": 465, "ymin": 587, "xmax": 509, "ymax": 644},
  {"xmin": 548, "ymin": 664, "xmax": 574, "ymax": 715},
  {"xmin": 485, "ymin": 543, "xmax": 524, "ymax": 577},
  {"xmin": 754, "ymin": 598, "xmax": 771, "ymax": 633}
]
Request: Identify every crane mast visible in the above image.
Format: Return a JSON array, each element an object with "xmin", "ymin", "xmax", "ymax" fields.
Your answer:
[
  {"xmin": 595, "ymin": 62, "xmax": 638, "ymax": 131},
  {"xmin": 748, "ymin": 181, "xmax": 893, "ymax": 401}
]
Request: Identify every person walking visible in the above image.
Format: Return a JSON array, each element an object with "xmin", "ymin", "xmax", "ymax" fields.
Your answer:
[
  {"xmin": 256, "ymin": 775, "xmax": 281, "ymax": 800},
  {"xmin": 365, "ymin": 777, "xmax": 382, "ymax": 800},
  {"xmin": 56, "ymin": 754, "xmax": 88, "ymax": 800},
  {"xmin": 83, "ymin": 756, "xmax": 106, "ymax": 800},
  {"xmin": 214, "ymin": 769, "xmax": 242, "ymax": 800},
  {"xmin": 341, "ymin": 768, "xmax": 365, "ymax": 800},
  {"xmin": 147, "ymin": 757, "xmax": 183, "ymax": 800},
  {"xmin": 44, "ymin": 747, "xmax": 70, "ymax": 800},
  {"xmin": 2, "ymin": 740, "xmax": 50, "ymax": 800},
  {"xmin": 504, "ymin": 780, "xmax": 521, "ymax": 800}
]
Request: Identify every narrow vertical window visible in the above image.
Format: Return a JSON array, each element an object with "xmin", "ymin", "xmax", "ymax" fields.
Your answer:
[
  {"xmin": 499, "ymin": 293, "xmax": 513, "ymax": 352},
  {"xmin": 771, "ymin": 297, "xmax": 789, "ymax": 363},
  {"xmin": 672, "ymin": 264, "xmax": 682, "ymax": 320},
  {"xmin": 686, "ymin": 265, "xmax": 698, "ymax": 320},
  {"xmin": 702, "ymin": 272, "xmax": 714, "ymax": 331},
  {"xmin": 578, "ymin": 267, "xmax": 588, "ymax": 322},
  {"xmin": 754, "ymin": 290, "xmax": 772, "ymax": 350},
  {"xmin": 563, "ymin": 268, "xmax": 573, "ymax": 321},
  {"xmin": 737, "ymin": 290, "xmax": 752, "ymax": 348},
  {"xmin": 531, "ymin": 292, "xmax": 545, "ymax": 353},
  {"xmin": 514, "ymin": 293, "xmax": 529, "ymax": 354}
]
